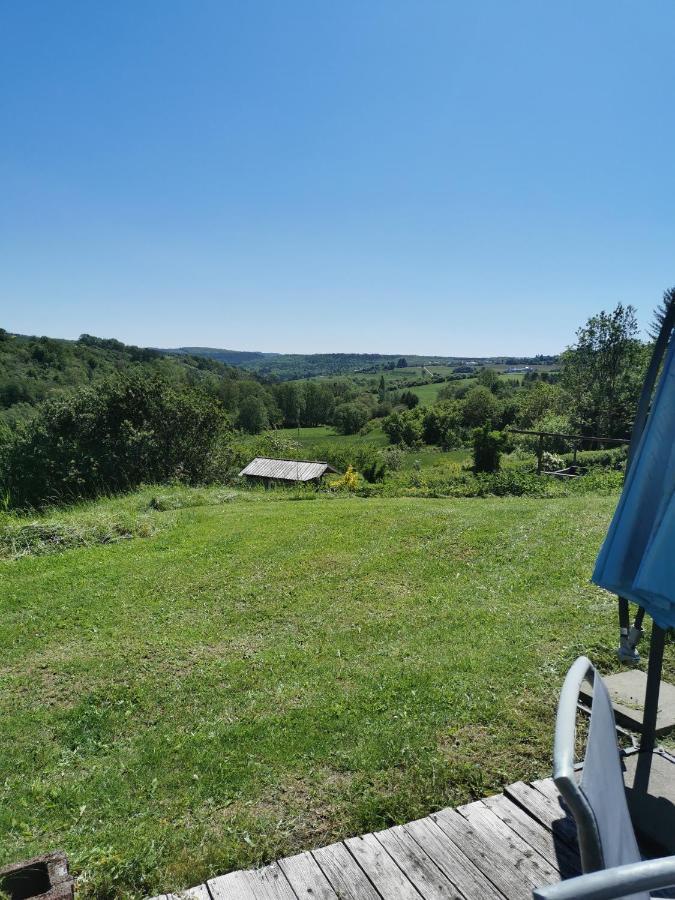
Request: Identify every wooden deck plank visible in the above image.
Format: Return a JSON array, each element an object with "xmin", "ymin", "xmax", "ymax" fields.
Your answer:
[
  {"xmin": 209, "ymin": 863, "xmax": 297, "ymax": 900},
  {"xmin": 160, "ymin": 779, "xmax": 584, "ymax": 899},
  {"xmin": 530, "ymin": 778, "xmax": 566, "ymax": 806},
  {"xmin": 311, "ymin": 842, "xmax": 382, "ymax": 900},
  {"xmin": 207, "ymin": 870, "xmax": 255, "ymax": 900},
  {"xmin": 166, "ymin": 887, "xmax": 212, "ymax": 900},
  {"xmin": 374, "ymin": 824, "xmax": 463, "ymax": 899},
  {"xmin": 432, "ymin": 807, "xmax": 532, "ymax": 900},
  {"xmin": 344, "ymin": 833, "xmax": 422, "ymax": 899},
  {"xmin": 456, "ymin": 800, "xmax": 559, "ymax": 890},
  {"xmin": 503, "ymin": 782, "xmax": 577, "ymax": 849},
  {"xmin": 483, "ymin": 794, "xmax": 580, "ymax": 879},
  {"xmin": 404, "ymin": 816, "xmax": 504, "ymax": 900},
  {"xmin": 150, "ymin": 886, "xmax": 212, "ymax": 900},
  {"xmin": 278, "ymin": 852, "xmax": 338, "ymax": 900}
]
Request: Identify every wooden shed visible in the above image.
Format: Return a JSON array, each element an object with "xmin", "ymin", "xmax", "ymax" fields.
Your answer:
[{"xmin": 239, "ymin": 457, "xmax": 338, "ymax": 486}]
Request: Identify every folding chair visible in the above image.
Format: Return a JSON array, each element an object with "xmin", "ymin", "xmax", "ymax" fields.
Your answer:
[{"xmin": 532, "ymin": 656, "xmax": 675, "ymax": 899}]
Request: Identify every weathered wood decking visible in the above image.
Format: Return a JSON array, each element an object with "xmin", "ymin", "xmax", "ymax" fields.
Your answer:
[{"xmin": 154, "ymin": 775, "xmax": 581, "ymax": 900}]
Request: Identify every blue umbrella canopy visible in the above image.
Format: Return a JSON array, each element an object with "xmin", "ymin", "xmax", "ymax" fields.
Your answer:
[{"xmin": 593, "ymin": 337, "xmax": 675, "ymax": 630}]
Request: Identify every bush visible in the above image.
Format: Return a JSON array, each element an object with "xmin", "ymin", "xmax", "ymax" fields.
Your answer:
[
  {"xmin": 461, "ymin": 386, "xmax": 503, "ymax": 428},
  {"xmin": 562, "ymin": 445, "xmax": 627, "ymax": 469},
  {"xmin": 2, "ymin": 372, "xmax": 229, "ymax": 508},
  {"xmin": 472, "ymin": 425, "xmax": 503, "ymax": 473},
  {"xmin": 422, "ymin": 401, "xmax": 462, "ymax": 449},
  {"xmin": 399, "ymin": 390, "xmax": 420, "ymax": 409},
  {"xmin": 333, "ymin": 402, "xmax": 370, "ymax": 435},
  {"xmin": 379, "ymin": 445, "xmax": 404, "ymax": 471},
  {"xmin": 541, "ymin": 451, "xmax": 565, "ymax": 472},
  {"xmin": 360, "ymin": 457, "xmax": 387, "ymax": 483},
  {"xmin": 328, "ymin": 464, "xmax": 360, "ymax": 491},
  {"xmin": 382, "ymin": 408, "xmax": 423, "ymax": 446}
]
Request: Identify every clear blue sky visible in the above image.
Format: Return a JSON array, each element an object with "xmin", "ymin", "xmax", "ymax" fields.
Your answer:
[{"xmin": 1, "ymin": 1, "xmax": 673, "ymax": 356}]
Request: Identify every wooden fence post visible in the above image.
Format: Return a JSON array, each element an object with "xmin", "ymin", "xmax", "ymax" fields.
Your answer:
[{"xmin": 536, "ymin": 433, "xmax": 544, "ymax": 475}]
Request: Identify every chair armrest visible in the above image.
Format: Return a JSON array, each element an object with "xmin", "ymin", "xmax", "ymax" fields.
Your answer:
[
  {"xmin": 553, "ymin": 655, "xmax": 594, "ymax": 781},
  {"xmin": 553, "ymin": 655, "xmax": 604, "ymax": 873},
  {"xmin": 532, "ymin": 855, "xmax": 675, "ymax": 900}
]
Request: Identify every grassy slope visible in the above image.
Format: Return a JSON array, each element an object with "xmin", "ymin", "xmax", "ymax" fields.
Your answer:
[
  {"xmin": 1, "ymin": 489, "xmax": 658, "ymax": 898},
  {"xmin": 0, "ymin": 333, "xmax": 244, "ymax": 427},
  {"xmin": 267, "ymin": 425, "xmax": 390, "ymax": 448}
]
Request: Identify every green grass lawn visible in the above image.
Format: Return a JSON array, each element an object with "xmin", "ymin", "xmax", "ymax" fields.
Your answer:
[
  {"xmin": 268, "ymin": 424, "xmax": 390, "ymax": 448},
  {"xmin": 2, "ymin": 487, "xmax": 666, "ymax": 898},
  {"xmin": 407, "ymin": 381, "xmax": 446, "ymax": 405},
  {"xmin": 399, "ymin": 447, "xmax": 470, "ymax": 470}
]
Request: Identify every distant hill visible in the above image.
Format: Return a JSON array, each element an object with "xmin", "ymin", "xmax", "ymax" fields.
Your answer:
[
  {"xmin": 0, "ymin": 330, "xmax": 248, "ymax": 426},
  {"xmin": 165, "ymin": 347, "xmax": 278, "ymax": 367},
  {"xmin": 163, "ymin": 347, "xmax": 559, "ymax": 380}
]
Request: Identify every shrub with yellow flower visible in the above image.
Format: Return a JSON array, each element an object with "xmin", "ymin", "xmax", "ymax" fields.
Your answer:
[{"xmin": 328, "ymin": 464, "xmax": 359, "ymax": 491}]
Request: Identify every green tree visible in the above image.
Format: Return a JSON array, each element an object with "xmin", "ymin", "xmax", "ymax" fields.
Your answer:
[
  {"xmin": 302, "ymin": 381, "xmax": 335, "ymax": 426},
  {"xmin": 460, "ymin": 385, "xmax": 503, "ymax": 428},
  {"xmin": 333, "ymin": 402, "xmax": 370, "ymax": 435},
  {"xmin": 237, "ymin": 395, "xmax": 269, "ymax": 434},
  {"xmin": 648, "ymin": 286, "xmax": 675, "ymax": 341},
  {"xmin": 3, "ymin": 372, "xmax": 228, "ymax": 508},
  {"xmin": 274, "ymin": 382, "xmax": 303, "ymax": 427},
  {"xmin": 472, "ymin": 425, "xmax": 503, "ymax": 473},
  {"xmin": 516, "ymin": 381, "xmax": 568, "ymax": 428},
  {"xmin": 422, "ymin": 401, "xmax": 462, "ymax": 448},
  {"xmin": 396, "ymin": 357, "xmax": 408, "ymax": 368},
  {"xmin": 399, "ymin": 390, "xmax": 420, "ymax": 409},
  {"xmin": 476, "ymin": 367, "xmax": 499, "ymax": 393},
  {"xmin": 378, "ymin": 374, "xmax": 387, "ymax": 402},
  {"xmin": 561, "ymin": 303, "xmax": 645, "ymax": 438},
  {"xmin": 382, "ymin": 408, "xmax": 424, "ymax": 446}
]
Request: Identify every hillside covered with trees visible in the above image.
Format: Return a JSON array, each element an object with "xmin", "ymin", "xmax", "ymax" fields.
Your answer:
[
  {"xmin": 1, "ymin": 292, "xmax": 671, "ymax": 509},
  {"xmin": 164, "ymin": 345, "xmax": 558, "ymax": 380}
]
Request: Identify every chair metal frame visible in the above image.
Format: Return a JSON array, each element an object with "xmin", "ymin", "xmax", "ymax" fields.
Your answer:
[
  {"xmin": 540, "ymin": 656, "xmax": 675, "ymax": 899},
  {"xmin": 533, "ymin": 856, "xmax": 675, "ymax": 900},
  {"xmin": 553, "ymin": 656, "xmax": 605, "ymax": 873}
]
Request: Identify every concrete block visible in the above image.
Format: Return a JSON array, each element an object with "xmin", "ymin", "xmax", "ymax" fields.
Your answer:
[{"xmin": 580, "ymin": 669, "xmax": 675, "ymax": 735}]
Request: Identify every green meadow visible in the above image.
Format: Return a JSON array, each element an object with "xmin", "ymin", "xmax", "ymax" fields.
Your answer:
[
  {"xmin": 2, "ymin": 484, "xmax": 661, "ymax": 899},
  {"xmin": 260, "ymin": 424, "xmax": 390, "ymax": 448}
]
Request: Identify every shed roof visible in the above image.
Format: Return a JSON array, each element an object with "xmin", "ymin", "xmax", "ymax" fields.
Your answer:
[{"xmin": 239, "ymin": 457, "xmax": 338, "ymax": 482}]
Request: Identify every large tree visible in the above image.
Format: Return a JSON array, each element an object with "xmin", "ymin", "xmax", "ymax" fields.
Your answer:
[
  {"xmin": 237, "ymin": 395, "xmax": 268, "ymax": 434},
  {"xmin": 648, "ymin": 286, "xmax": 675, "ymax": 341},
  {"xmin": 561, "ymin": 303, "xmax": 645, "ymax": 438},
  {"xmin": 460, "ymin": 385, "xmax": 503, "ymax": 429}
]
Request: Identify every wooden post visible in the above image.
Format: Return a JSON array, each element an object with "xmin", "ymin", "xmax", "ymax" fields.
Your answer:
[{"xmin": 536, "ymin": 433, "xmax": 544, "ymax": 475}]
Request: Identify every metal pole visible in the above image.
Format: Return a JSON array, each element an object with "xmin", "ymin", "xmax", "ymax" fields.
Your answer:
[
  {"xmin": 536, "ymin": 433, "xmax": 544, "ymax": 475},
  {"xmin": 634, "ymin": 624, "xmax": 666, "ymax": 794}
]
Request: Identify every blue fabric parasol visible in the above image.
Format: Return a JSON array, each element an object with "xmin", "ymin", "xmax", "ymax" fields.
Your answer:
[{"xmin": 592, "ymin": 336, "xmax": 675, "ymax": 630}]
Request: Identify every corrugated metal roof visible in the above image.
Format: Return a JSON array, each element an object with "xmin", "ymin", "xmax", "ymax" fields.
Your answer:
[{"xmin": 239, "ymin": 457, "xmax": 338, "ymax": 481}]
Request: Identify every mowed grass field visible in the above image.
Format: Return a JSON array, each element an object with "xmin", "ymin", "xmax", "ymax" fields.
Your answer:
[
  {"xmin": 2, "ymin": 488, "xmax": 661, "ymax": 898},
  {"xmin": 265, "ymin": 424, "xmax": 390, "ymax": 448}
]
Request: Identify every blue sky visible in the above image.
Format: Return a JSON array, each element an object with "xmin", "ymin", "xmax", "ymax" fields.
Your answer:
[{"xmin": 1, "ymin": 1, "xmax": 674, "ymax": 355}]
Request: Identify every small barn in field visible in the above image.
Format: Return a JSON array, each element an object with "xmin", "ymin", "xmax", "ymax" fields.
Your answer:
[{"xmin": 239, "ymin": 457, "xmax": 338, "ymax": 486}]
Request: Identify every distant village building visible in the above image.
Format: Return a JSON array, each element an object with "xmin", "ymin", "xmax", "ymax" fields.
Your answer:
[{"xmin": 239, "ymin": 457, "xmax": 338, "ymax": 486}]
